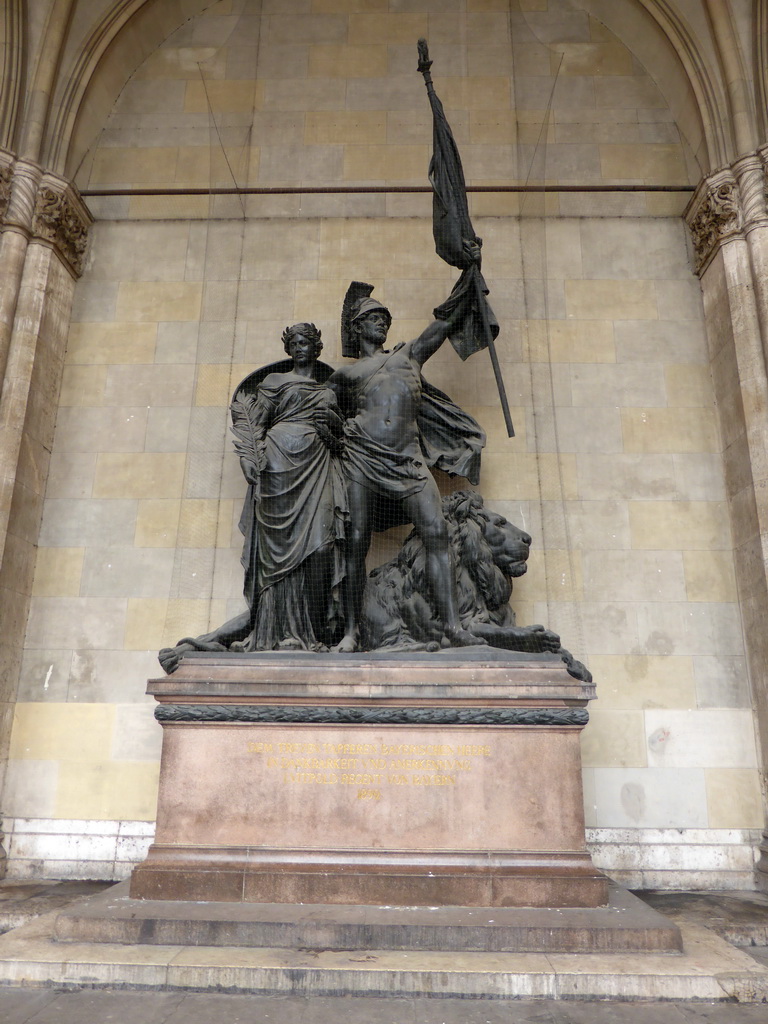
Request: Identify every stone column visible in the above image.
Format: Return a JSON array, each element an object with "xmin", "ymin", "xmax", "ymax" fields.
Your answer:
[
  {"xmin": 685, "ymin": 156, "xmax": 768, "ymax": 888},
  {"xmin": 0, "ymin": 153, "xmax": 91, "ymax": 876}
]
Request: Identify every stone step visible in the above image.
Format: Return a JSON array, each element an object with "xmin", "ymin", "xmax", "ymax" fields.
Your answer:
[
  {"xmin": 0, "ymin": 894, "xmax": 767, "ymax": 1001},
  {"xmin": 54, "ymin": 881, "xmax": 682, "ymax": 954}
]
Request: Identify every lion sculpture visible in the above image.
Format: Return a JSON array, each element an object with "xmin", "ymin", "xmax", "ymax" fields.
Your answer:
[
  {"xmin": 160, "ymin": 489, "xmax": 590, "ymax": 682},
  {"xmin": 361, "ymin": 489, "xmax": 591, "ymax": 681}
]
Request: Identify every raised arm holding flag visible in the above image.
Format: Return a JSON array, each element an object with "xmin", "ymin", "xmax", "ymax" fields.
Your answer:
[{"xmin": 417, "ymin": 38, "xmax": 515, "ymax": 437}]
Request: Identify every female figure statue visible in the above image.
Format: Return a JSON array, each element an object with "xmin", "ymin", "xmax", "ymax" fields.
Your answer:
[
  {"xmin": 233, "ymin": 323, "xmax": 347, "ymax": 651},
  {"xmin": 158, "ymin": 323, "xmax": 346, "ymax": 671}
]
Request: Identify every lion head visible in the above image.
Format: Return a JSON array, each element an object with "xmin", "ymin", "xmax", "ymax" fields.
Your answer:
[{"xmin": 442, "ymin": 491, "xmax": 531, "ymax": 617}]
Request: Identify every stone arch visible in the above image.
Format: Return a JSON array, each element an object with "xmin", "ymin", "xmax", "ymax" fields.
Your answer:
[
  {"xmin": 43, "ymin": 0, "xmax": 217, "ymax": 177},
  {"xmin": 49, "ymin": 0, "xmax": 743, "ymax": 186},
  {"xmin": 578, "ymin": 0, "xmax": 731, "ymax": 170},
  {"xmin": 755, "ymin": 0, "xmax": 768, "ymax": 143},
  {"xmin": 0, "ymin": 0, "xmax": 25, "ymax": 152}
]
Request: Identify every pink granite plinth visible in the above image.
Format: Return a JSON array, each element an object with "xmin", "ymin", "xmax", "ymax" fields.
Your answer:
[{"xmin": 131, "ymin": 649, "xmax": 606, "ymax": 908}]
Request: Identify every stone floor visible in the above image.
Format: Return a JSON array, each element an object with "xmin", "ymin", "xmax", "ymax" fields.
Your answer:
[
  {"xmin": 0, "ymin": 880, "xmax": 766, "ymax": 1016},
  {"xmin": 2, "ymin": 989, "xmax": 768, "ymax": 1022}
]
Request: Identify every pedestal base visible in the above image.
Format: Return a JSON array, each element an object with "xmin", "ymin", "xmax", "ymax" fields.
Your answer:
[
  {"xmin": 132, "ymin": 650, "xmax": 606, "ymax": 908},
  {"xmin": 56, "ymin": 881, "xmax": 682, "ymax": 954}
]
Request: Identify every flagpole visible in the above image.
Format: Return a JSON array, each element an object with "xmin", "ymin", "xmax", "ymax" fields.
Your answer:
[
  {"xmin": 417, "ymin": 40, "xmax": 515, "ymax": 438},
  {"xmin": 473, "ymin": 266, "xmax": 515, "ymax": 436}
]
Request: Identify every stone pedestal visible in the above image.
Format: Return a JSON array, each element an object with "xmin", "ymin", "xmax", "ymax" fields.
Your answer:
[{"xmin": 130, "ymin": 649, "xmax": 607, "ymax": 908}]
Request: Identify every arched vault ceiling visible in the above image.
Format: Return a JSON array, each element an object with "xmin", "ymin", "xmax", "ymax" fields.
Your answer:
[{"xmin": 45, "ymin": 0, "xmax": 751, "ymax": 181}]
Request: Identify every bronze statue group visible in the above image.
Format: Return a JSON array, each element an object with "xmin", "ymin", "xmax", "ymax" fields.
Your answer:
[{"xmin": 159, "ymin": 268, "xmax": 591, "ymax": 683}]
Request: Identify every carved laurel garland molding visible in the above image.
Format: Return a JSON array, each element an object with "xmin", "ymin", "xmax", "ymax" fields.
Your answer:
[
  {"xmin": 32, "ymin": 173, "xmax": 92, "ymax": 277},
  {"xmin": 155, "ymin": 704, "xmax": 590, "ymax": 727},
  {"xmin": 684, "ymin": 168, "xmax": 742, "ymax": 276}
]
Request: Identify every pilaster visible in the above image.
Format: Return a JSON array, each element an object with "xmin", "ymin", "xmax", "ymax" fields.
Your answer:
[
  {"xmin": 0, "ymin": 148, "xmax": 91, "ymax": 879},
  {"xmin": 685, "ymin": 152, "xmax": 768, "ymax": 889}
]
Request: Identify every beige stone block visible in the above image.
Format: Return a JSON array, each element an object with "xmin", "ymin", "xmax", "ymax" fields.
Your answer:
[
  {"xmin": 591, "ymin": 766, "xmax": 707, "ymax": 828},
  {"xmin": 553, "ymin": 42, "xmax": 633, "ymax": 77},
  {"xmin": 705, "ymin": 768, "xmax": 764, "ymax": 828},
  {"xmin": 309, "ymin": 43, "xmax": 387, "ymax": 78},
  {"xmin": 25, "ymin": 596, "xmax": 128, "ymax": 651},
  {"xmin": 2, "ymin": 759, "xmax": 58, "ymax": 818},
  {"xmin": 54, "ymin": 406, "xmax": 149, "ymax": 454},
  {"xmin": 348, "ymin": 12, "xmax": 426, "ymax": 43},
  {"xmin": 440, "ymin": 77, "xmax": 510, "ymax": 110},
  {"xmin": 312, "ymin": 0, "xmax": 386, "ymax": 10},
  {"xmin": 463, "ymin": 144, "xmax": 517, "ymax": 182},
  {"xmin": 584, "ymin": 549, "xmax": 686, "ymax": 602},
  {"xmin": 243, "ymin": 219, "xmax": 321, "ymax": 281},
  {"xmin": 133, "ymin": 47, "xmax": 225, "ymax": 80},
  {"xmin": 343, "ymin": 144, "xmax": 429, "ymax": 181},
  {"xmin": 58, "ymin": 365, "xmax": 107, "ymax": 407},
  {"xmin": 665, "ymin": 364, "xmax": 714, "ymax": 407},
  {"xmin": 469, "ymin": 404, "xmax": 525, "ymax": 452},
  {"xmin": 580, "ymin": 710, "xmax": 647, "ymax": 767},
  {"xmin": 90, "ymin": 148, "xmax": 178, "ymax": 185},
  {"xmin": 588, "ymin": 654, "xmax": 696, "ymax": 710},
  {"xmin": 646, "ymin": 193, "xmax": 689, "ymax": 216},
  {"xmin": 106, "ymin": 364, "xmax": 195, "ymax": 409},
  {"xmin": 56, "ymin": 760, "xmax": 160, "ymax": 820},
  {"xmin": 116, "ymin": 282, "xmax": 202, "ymax": 322},
  {"xmin": 175, "ymin": 146, "xmax": 251, "ymax": 186},
  {"xmin": 293, "ymin": 279, "xmax": 348, "ymax": 320},
  {"xmin": 129, "ymin": 195, "xmax": 211, "ymax": 220},
  {"xmin": 184, "ymin": 79, "xmax": 258, "ymax": 113},
  {"xmin": 469, "ymin": 111, "xmax": 517, "ymax": 144},
  {"xmin": 125, "ymin": 598, "xmax": 169, "ymax": 650},
  {"xmin": 135, "ymin": 500, "xmax": 181, "ymax": 548},
  {"xmin": 600, "ymin": 144, "xmax": 687, "ymax": 183},
  {"xmin": 125, "ymin": 598, "xmax": 224, "ymax": 650},
  {"xmin": 517, "ymin": 0, "xmax": 547, "ymax": 8},
  {"xmin": 195, "ymin": 363, "xmax": 251, "ymax": 406},
  {"xmin": 112, "ymin": 704, "xmax": 163, "ymax": 761},
  {"xmin": 557, "ymin": 498, "xmax": 630, "ymax": 551},
  {"xmin": 260, "ymin": 78, "xmax": 345, "ymax": 113},
  {"xmin": 645, "ymin": 709, "xmax": 757, "ymax": 768},
  {"xmin": 385, "ymin": 110, "xmax": 441, "ymax": 146},
  {"xmin": 10, "ymin": 702, "xmax": 114, "ymax": 761},
  {"xmin": 480, "ymin": 452, "xmax": 578, "ymax": 501},
  {"xmin": 305, "ymin": 110, "xmax": 385, "ymax": 145},
  {"xmin": 471, "ymin": 192, "xmax": 523, "ymax": 216},
  {"xmin": 526, "ymin": 320, "xmax": 615, "ymax": 363},
  {"xmin": 629, "ymin": 501, "xmax": 731, "ymax": 550},
  {"xmin": 177, "ymin": 499, "xmax": 235, "ymax": 548},
  {"xmin": 31, "ymin": 548, "xmax": 84, "ymax": 598},
  {"xmin": 565, "ymin": 280, "xmax": 657, "ymax": 320},
  {"xmin": 66, "ymin": 322, "xmax": 157, "ymax": 364},
  {"xmin": 521, "ymin": 548, "xmax": 582, "ymax": 602},
  {"xmin": 93, "ymin": 454, "xmax": 187, "ymax": 500},
  {"xmin": 622, "ymin": 408, "xmax": 719, "ymax": 454},
  {"xmin": 318, "ymin": 219, "xmax": 447, "ymax": 280},
  {"xmin": 683, "ymin": 549, "xmax": 738, "ymax": 603}
]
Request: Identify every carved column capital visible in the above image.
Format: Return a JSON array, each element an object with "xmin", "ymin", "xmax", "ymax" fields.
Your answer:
[
  {"xmin": 684, "ymin": 168, "xmax": 742, "ymax": 276},
  {"xmin": 0, "ymin": 150, "xmax": 92, "ymax": 277},
  {"xmin": 32, "ymin": 172, "xmax": 92, "ymax": 278}
]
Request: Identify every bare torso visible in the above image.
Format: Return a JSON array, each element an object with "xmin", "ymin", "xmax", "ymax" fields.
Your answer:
[{"xmin": 331, "ymin": 343, "xmax": 422, "ymax": 451}]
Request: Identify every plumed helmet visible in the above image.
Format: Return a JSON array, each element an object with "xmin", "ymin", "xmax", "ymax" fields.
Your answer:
[{"xmin": 341, "ymin": 282, "xmax": 391, "ymax": 358}]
